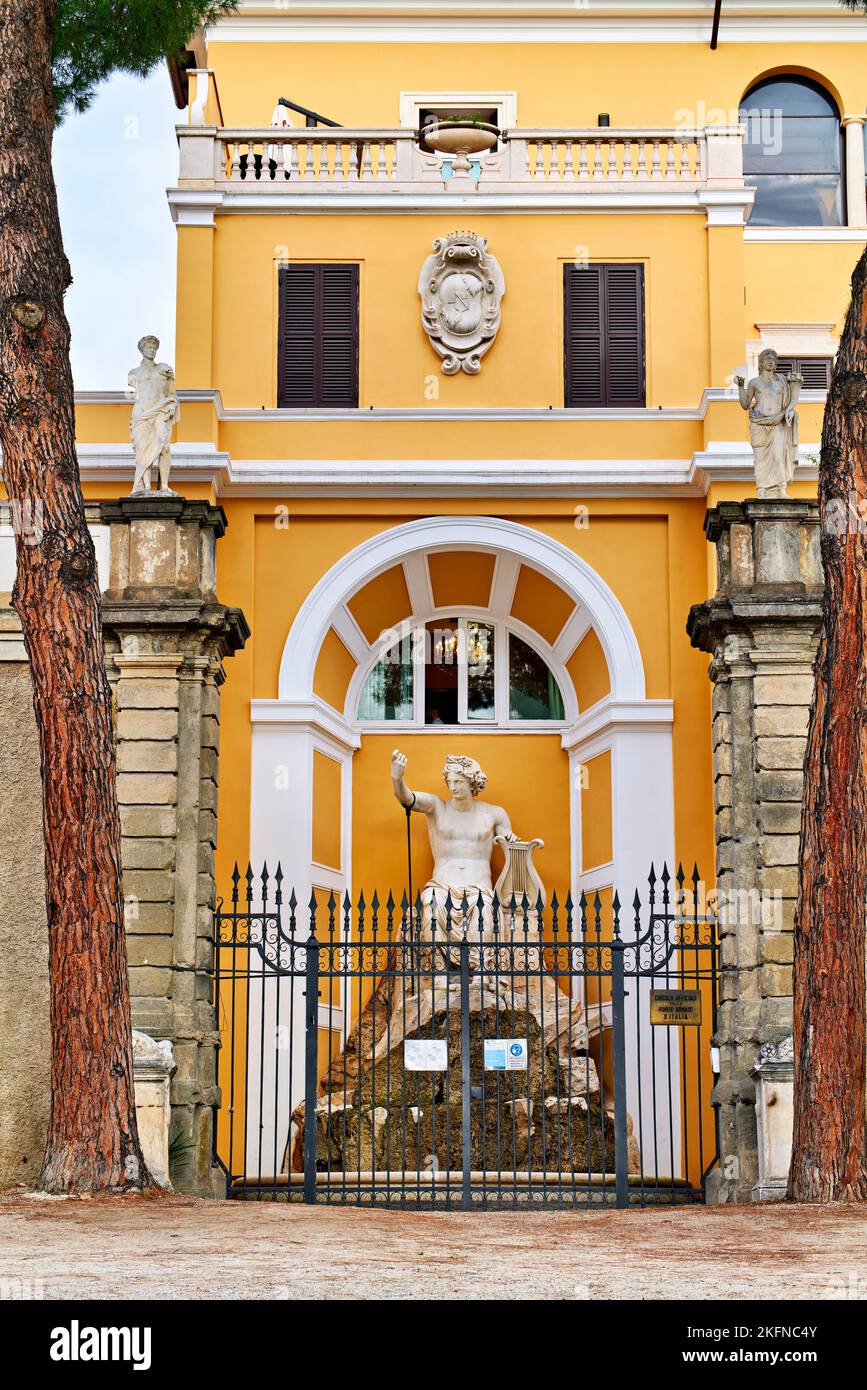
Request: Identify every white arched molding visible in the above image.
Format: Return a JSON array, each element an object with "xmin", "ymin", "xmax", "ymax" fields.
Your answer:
[
  {"xmin": 249, "ymin": 514, "xmax": 677, "ymax": 1176},
  {"xmin": 277, "ymin": 516, "xmax": 647, "ymax": 705}
]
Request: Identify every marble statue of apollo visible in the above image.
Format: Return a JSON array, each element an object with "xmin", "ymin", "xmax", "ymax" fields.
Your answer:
[
  {"xmin": 735, "ymin": 348, "xmax": 802, "ymax": 498},
  {"xmin": 391, "ymin": 748, "xmax": 516, "ymax": 944},
  {"xmin": 128, "ymin": 335, "xmax": 180, "ymax": 496}
]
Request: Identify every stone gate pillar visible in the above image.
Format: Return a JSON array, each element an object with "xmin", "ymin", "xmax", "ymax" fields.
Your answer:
[
  {"xmin": 687, "ymin": 499, "xmax": 822, "ymax": 1203},
  {"xmin": 100, "ymin": 497, "xmax": 248, "ymax": 1195},
  {"xmin": 0, "ymin": 602, "xmax": 50, "ymax": 1186}
]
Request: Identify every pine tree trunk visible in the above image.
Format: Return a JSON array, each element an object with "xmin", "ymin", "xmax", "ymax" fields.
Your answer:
[
  {"xmin": 789, "ymin": 245, "xmax": 867, "ymax": 1202},
  {"xmin": 0, "ymin": 0, "xmax": 152, "ymax": 1191}
]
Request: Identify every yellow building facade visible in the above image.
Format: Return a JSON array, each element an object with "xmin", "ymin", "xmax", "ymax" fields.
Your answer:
[
  {"xmin": 68, "ymin": 2, "xmax": 866, "ymax": 1195},
  {"xmin": 78, "ymin": 2, "xmax": 867, "ymax": 906}
]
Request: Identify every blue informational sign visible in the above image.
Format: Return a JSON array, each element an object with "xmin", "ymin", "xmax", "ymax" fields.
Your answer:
[{"xmin": 483, "ymin": 1038, "xmax": 528, "ymax": 1071}]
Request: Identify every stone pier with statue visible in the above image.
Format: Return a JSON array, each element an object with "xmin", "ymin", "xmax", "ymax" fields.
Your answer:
[{"xmin": 288, "ymin": 750, "xmax": 638, "ymax": 1189}]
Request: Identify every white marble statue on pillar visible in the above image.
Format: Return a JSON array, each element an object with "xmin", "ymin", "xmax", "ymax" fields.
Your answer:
[
  {"xmin": 735, "ymin": 348, "xmax": 801, "ymax": 499},
  {"xmin": 128, "ymin": 335, "xmax": 180, "ymax": 496}
]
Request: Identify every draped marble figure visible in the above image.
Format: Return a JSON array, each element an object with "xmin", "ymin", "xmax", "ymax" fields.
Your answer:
[
  {"xmin": 735, "ymin": 348, "xmax": 802, "ymax": 498},
  {"xmin": 128, "ymin": 335, "xmax": 180, "ymax": 496}
]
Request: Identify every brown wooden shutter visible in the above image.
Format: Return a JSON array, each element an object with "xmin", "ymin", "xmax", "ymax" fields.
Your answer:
[
  {"xmin": 604, "ymin": 265, "xmax": 644, "ymax": 407},
  {"xmin": 564, "ymin": 265, "xmax": 604, "ymax": 407},
  {"xmin": 564, "ymin": 263, "xmax": 645, "ymax": 408},
  {"xmin": 278, "ymin": 263, "xmax": 358, "ymax": 407},
  {"xmin": 775, "ymin": 355, "xmax": 831, "ymax": 390},
  {"xmin": 319, "ymin": 263, "xmax": 359, "ymax": 407}
]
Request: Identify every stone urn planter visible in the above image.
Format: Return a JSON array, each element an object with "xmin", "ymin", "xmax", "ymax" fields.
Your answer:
[{"xmin": 423, "ymin": 120, "xmax": 499, "ymax": 174}]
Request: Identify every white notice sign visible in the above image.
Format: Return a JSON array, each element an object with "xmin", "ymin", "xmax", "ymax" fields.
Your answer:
[
  {"xmin": 404, "ymin": 1039, "xmax": 448, "ymax": 1072},
  {"xmin": 483, "ymin": 1039, "xmax": 528, "ymax": 1072}
]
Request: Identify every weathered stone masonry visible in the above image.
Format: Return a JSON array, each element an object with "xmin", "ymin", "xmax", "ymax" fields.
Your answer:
[
  {"xmin": 100, "ymin": 497, "xmax": 248, "ymax": 1195},
  {"xmin": 688, "ymin": 499, "xmax": 821, "ymax": 1203},
  {"xmin": 0, "ymin": 594, "xmax": 50, "ymax": 1187}
]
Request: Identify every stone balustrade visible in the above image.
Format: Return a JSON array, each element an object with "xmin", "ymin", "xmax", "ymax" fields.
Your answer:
[{"xmin": 175, "ymin": 124, "xmax": 744, "ymax": 197}]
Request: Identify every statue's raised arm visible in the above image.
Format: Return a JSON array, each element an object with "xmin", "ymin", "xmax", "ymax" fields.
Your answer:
[
  {"xmin": 390, "ymin": 749, "xmax": 437, "ymax": 814},
  {"xmin": 734, "ymin": 373, "xmax": 754, "ymax": 412}
]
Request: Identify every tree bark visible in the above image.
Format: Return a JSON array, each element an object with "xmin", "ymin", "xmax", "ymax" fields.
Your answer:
[
  {"xmin": 789, "ymin": 245, "xmax": 867, "ymax": 1202},
  {"xmin": 0, "ymin": 0, "xmax": 152, "ymax": 1191}
]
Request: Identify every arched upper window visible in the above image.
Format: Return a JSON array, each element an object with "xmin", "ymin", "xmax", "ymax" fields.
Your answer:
[
  {"xmin": 357, "ymin": 617, "xmax": 566, "ymax": 727},
  {"xmin": 739, "ymin": 77, "xmax": 844, "ymax": 227}
]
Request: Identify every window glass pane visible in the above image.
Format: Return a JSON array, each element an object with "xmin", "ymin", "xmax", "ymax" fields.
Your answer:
[
  {"xmin": 747, "ymin": 174, "xmax": 843, "ymax": 227},
  {"xmin": 740, "ymin": 79, "xmax": 838, "ymax": 119},
  {"xmin": 740, "ymin": 77, "xmax": 842, "ymax": 226},
  {"xmin": 509, "ymin": 634, "xmax": 565, "ymax": 720},
  {"xmin": 358, "ymin": 641, "xmax": 413, "ymax": 720},
  {"xmin": 743, "ymin": 116, "xmax": 841, "ymax": 175},
  {"xmin": 466, "ymin": 622, "xmax": 495, "ymax": 721},
  {"xmin": 425, "ymin": 619, "xmax": 458, "ymax": 725}
]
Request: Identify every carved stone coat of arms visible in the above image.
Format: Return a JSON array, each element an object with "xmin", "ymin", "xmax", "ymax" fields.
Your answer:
[{"xmin": 418, "ymin": 231, "xmax": 505, "ymax": 375}]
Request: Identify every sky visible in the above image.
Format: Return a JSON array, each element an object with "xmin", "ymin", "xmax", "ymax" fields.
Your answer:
[{"xmin": 52, "ymin": 69, "xmax": 180, "ymax": 392}]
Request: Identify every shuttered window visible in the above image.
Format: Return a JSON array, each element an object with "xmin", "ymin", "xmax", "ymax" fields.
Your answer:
[
  {"xmin": 774, "ymin": 355, "xmax": 832, "ymax": 390},
  {"xmin": 278, "ymin": 263, "xmax": 359, "ymax": 408},
  {"xmin": 564, "ymin": 264, "xmax": 645, "ymax": 408}
]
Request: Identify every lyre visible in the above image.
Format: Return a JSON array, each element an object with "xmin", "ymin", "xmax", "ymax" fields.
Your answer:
[{"xmin": 493, "ymin": 835, "xmax": 545, "ymax": 909}]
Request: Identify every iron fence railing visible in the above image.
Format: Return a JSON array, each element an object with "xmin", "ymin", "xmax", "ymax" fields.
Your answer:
[{"xmin": 212, "ymin": 864, "xmax": 718, "ymax": 1210}]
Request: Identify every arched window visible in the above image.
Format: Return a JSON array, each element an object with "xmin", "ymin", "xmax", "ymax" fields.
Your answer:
[
  {"xmin": 739, "ymin": 77, "xmax": 844, "ymax": 227},
  {"xmin": 357, "ymin": 618, "xmax": 566, "ymax": 726}
]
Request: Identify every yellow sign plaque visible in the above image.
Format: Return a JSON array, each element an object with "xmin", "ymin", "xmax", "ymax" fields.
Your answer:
[{"xmin": 649, "ymin": 989, "xmax": 702, "ymax": 1026}]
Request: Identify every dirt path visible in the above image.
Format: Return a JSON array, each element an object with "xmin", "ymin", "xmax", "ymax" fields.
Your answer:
[{"xmin": 1, "ymin": 1194, "xmax": 866, "ymax": 1300}]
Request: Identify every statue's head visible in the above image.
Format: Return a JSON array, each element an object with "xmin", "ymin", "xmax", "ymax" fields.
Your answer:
[
  {"xmin": 758, "ymin": 348, "xmax": 778, "ymax": 372},
  {"xmin": 443, "ymin": 754, "xmax": 487, "ymax": 799},
  {"xmin": 137, "ymin": 335, "xmax": 159, "ymax": 359}
]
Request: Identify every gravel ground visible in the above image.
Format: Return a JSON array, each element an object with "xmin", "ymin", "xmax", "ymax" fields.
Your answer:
[{"xmin": 1, "ymin": 1193, "xmax": 866, "ymax": 1300}]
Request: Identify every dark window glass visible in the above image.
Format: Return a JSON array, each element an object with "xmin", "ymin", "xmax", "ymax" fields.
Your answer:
[
  {"xmin": 509, "ymin": 634, "xmax": 565, "ymax": 720},
  {"xmin": 740, "ymin": 78, "xmax": 843, "ymax": 227},
  {"xmin": 278, "ymin": 263, "xmax": 358, "ymax": 407},
  {"xmin": 564, "ymin": 264, "xmax": 645, "ymax": 408},
  {"xmin": 424, "ymin": 619, "xmax": 458, "ymax": 725}
]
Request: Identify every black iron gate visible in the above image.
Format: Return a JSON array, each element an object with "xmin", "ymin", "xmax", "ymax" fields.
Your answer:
[{"xmin": 212, "ymin": 865, "xmax": 718, "ymax": 1209}]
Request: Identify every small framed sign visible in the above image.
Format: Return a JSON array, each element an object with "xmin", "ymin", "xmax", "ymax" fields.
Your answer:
[
  {"xmin": 649, "ymin": 989, "xmax": 702, "ymax": 1026},
  {"xmin": 404, "ymin": 1039, "xmax": 448, "ymax": 1071},
  {"xmin": 484, "ymin": 1038, "xmax": 528, "ymax": 1071}
]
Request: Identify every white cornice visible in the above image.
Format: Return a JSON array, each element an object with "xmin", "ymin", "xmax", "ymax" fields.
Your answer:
[
  {"xmin": 168, "ymin": 187, "xmax": 751, "ymax": 221},
  {"xmin": 560, "ymin": 696, "xmax": 675, "ymax": 761},
  {"xmin": 250, "ymin": 697, "xmax": 362, "ymax": 752},
  {"xmin": 74, "ymin": 386, "xmax": 827, "ymax": 423},
  {"xmin": 72, "ymin": 443, "xmax": 820, "ymax": 497},
  {"xmin": 206, "ymin": 2, "xmax": 867, "ymax": 45},
  {"xmin": 744, "ymin": 228, "xmax": 867, "ymax": 243}
]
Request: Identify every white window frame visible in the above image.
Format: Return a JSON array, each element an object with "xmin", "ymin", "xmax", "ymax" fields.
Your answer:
[
  {"xmin": 398, "ymin": 90, "xmax": 518, "ymax": 131},
  {"xmin": 356, "ymin": 615, "xmax": 566, "ymax": 731}
]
